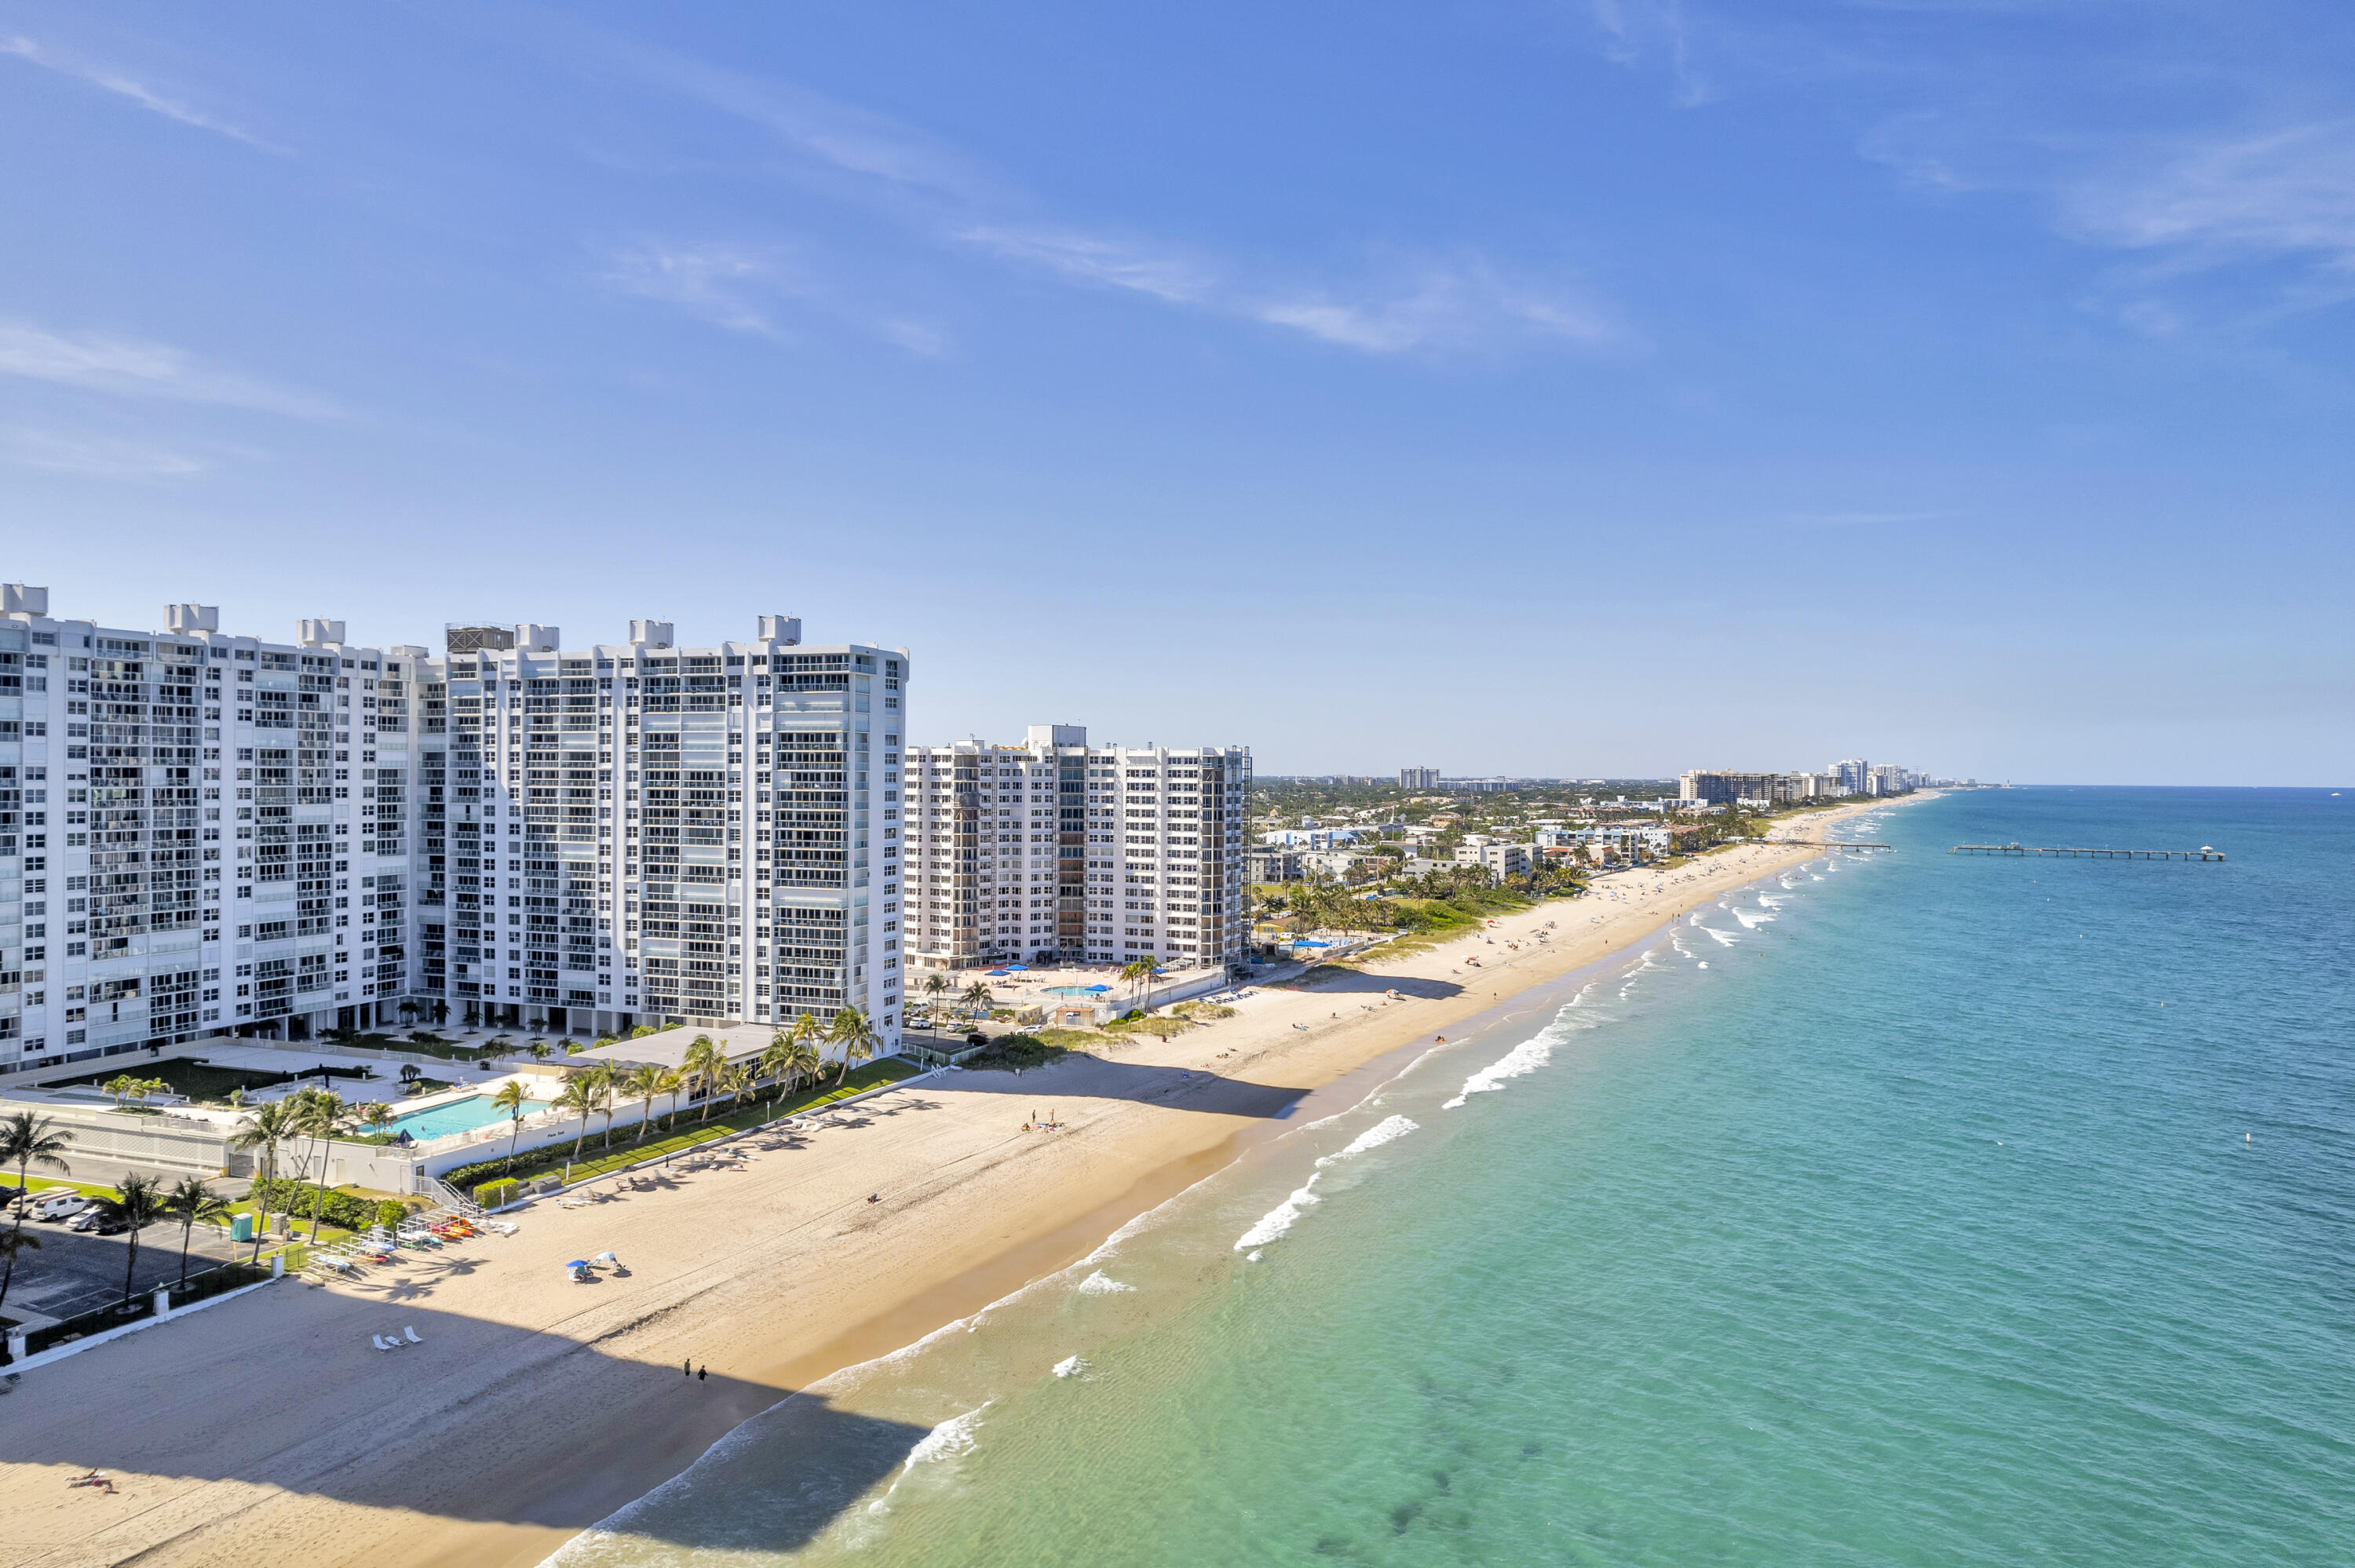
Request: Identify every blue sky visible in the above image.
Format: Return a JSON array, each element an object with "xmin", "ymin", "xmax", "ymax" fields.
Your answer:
[{"xmin": 1, "ymin": 2, "xmax": 2348, "ymax": 783}]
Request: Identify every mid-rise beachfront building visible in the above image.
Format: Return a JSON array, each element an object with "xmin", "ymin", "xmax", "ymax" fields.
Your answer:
[
  {"xmin": 901, "ymin": 725, "xmax": 1249, "ymax": 975},
  {"xmin": 0, "ymin": 585, "xmax": 907, "ymax": 1078},
  {"xmin": 1678, "ymin": 764, "xmax": 1920, "ymax": 806}
]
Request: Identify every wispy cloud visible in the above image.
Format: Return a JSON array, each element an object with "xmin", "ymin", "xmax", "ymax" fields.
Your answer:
[
  {"xmin": 876, "ymin": 319, "xmax": 947, "ymax": 357},
  {"xmin": 574, "ymin": 28, "xmax": 1616, "ymax": 360},
  {"xmin": 0, "ymin": 35, "xmax": 276, "ymax": 149},
  {"xmin": 600, "ymin": 242, "xmax": 798, "ymax": 337},
  {"xmin": 2057, "ymin": 122, "xmax": 2355, "ymax": 269},
  {"xmin": 1258, "ymin": 258, "xmax": 1626, "ymax": 356},
  {"xmin": 0, "ymin": 424, "xmax": 210, "ymax": 478},
  {"xmin": 579, "ymin": 35, "xmax": 995, "ymax": 209},
  {"xmin": 953, "ymin": 225, "xmax": 1214, "ymax": 304},
  {"xmin": 1585, "ymin": 0, "xmax": 1709, "ymax": 106},
  {"xmin": 0, "ymin": 321, "xmax": 338, "ymax": 418},
  {"xmin": 600, "ymin": 241, "xmax": 951, "ymax": 356}
]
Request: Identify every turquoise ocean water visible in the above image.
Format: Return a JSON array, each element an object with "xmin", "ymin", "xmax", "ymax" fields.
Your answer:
[{"xmin": 554, "ymin": 788, "xmax": 2355, "ymax": 1566}]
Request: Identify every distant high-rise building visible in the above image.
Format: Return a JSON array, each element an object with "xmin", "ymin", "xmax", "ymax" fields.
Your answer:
[{"xmin": 1400, "ymin": 766, "xmax": 1439, "ymax": 789}]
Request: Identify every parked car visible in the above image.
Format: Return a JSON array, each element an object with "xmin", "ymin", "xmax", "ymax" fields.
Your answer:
[
  {"xmin": 68, "ymin": 1203, "xmax": 128, "ymax": 1235},
  {"xmin": 33, "ymin": 1194, "xmax": 89, "ymax": 1222}
]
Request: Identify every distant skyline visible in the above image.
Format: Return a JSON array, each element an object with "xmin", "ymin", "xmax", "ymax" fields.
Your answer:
[{"xmin": 2, "ymin": 3, "xmax": 2349, "ymax": 785}]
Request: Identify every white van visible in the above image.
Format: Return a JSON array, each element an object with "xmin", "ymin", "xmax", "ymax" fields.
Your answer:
[{"xmin": 33, "ymin": 1194, "xmax": 89, "ymax": 1222}]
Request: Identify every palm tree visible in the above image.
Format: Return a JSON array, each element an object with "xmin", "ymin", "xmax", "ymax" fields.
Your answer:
[
  {"xmin": 0, "ymin": 1228, "xmax": 40, "ymax": 1296},
  {"xmin": 1119, "ymin": 957, "xmax": 1157, "ymax": 1006},
  {"xmin": 492, "ymin": 1079, "xmax": 531, "ymax": 1170},
  {"xmin": 551, "ymin": 1074, "xmax": 598, "ymax": 1163},
  {"xmin": 360, "ymin": 1102, "xmax": 396, "ymax": 1140},
  {"xmin": 162, "ymin": 1176, "xmax": 232, "ymax": 1289},
  {"xmin": 589, "ymin": 1063, "xmax": 620, "ymax": 1150},
  {"xmin": 789, "ymin": 1038, "xmax": 822, "ymax": 1099},
  {"xmin": 682, "ymin": 1035, "xmax": 725, "ymax": 1121},
  {"xmin": 290, "ymin": 1087, "xmax": 348, "ymax": 1242},
  {"xmin": 922, "ymin": 973, "xmax": 949, "ymax": 1014},
  {"xmin": 114, "ymin": 1173, "xmax": 166, "ymax": 1308},
  {"xmin": 0, "ymin": 1111, "xmax": 75, "ymax": 1315},
  {"xmin": 827, "ymin": 1006, "xmax": 879, "ymax": 1087},
  {"xmin": 623, "ymin": 1065, "xmax": 665, "ymax": 1143},
  {"xmin": 228, "ymin": 1099, "xmax": 299, "ymax": 1262},
  {"xmin": 960, "ymin": 982, "xmax": 994, "ymax": 1017},
  {"xmin": 724, "ymin": 1062, "xmax": 755, "ymax": 1112},
  {"xmin": 760, "ymin": 1032, "xmax": 793, "ymax": 1099}
]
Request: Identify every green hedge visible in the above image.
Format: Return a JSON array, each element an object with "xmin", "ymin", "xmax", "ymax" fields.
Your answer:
[
  {"xmin": 473, "ymin": 1177, "xmax": 520, "ymax": 1209},
  {"xmin": 247, "ymin": 1178, "xmax": 387, "ymax": 1231}
]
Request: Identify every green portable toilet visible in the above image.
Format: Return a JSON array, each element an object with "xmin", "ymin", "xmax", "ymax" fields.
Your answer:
[{"xmin": 232, "ymin": 1212, "xmax": 254, "ymax": 1242}]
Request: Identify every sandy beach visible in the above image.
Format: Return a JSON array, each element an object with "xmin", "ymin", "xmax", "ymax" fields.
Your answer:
[{"xmin": 0, "ymin": 797, "xmax": 1915, "ymax": 1568}]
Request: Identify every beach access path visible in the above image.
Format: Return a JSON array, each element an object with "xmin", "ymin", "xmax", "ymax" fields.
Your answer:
[{"xmin": 0, "ymin": 797, "xmax": 1917, "ymax": 1568}]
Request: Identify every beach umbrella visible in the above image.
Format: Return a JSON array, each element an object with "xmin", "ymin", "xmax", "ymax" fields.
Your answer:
[
  {"xmin": 1083, "ymin": 984, "xmax": 1111, "ymax": 993},
  {"xmin": 985, "ymin": 968, "xmax": 1010, "ymax": 976},
  {"xmin": 564, "ymin": 1260, "xmax": 588, "ymax": 1271}
]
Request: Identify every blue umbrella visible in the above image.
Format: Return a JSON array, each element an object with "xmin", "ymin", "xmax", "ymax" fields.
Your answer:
[
  {"xmin": 985, "ymin": 968, "xmax": 1010, "ymax": 976},
  {"xmin": 1006, "ymin": 964, "xmax": 1030, "ymax": 972}
]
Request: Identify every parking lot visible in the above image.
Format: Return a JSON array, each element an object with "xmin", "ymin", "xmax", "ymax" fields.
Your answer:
[{"xmin": 2, "ymin": 1205, "xmax": 253, "ymax": 1326}]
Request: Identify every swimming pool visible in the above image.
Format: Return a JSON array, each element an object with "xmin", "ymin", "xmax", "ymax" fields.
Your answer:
[{"xmin": 380, "ymin": 1091, "xmax": 553, "ymax": 1141}]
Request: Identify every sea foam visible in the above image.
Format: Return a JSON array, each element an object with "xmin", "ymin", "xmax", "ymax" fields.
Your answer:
[
  {"xmin": 1443, "ymin": 1033, "xmax": 1556, "ymax": 1110},
  {"xmin": 1317, "ymin": 1114, "xmax": 1419, "ymax": 1167},
  {"xmin": 1234, "ymin": 1179, "xmax": 1322, "ymax": 1249},
  {"xmin": 1076, "ymin": 1270, "xmax": 1136, "ymax": 1296},
  {"xmin": 905, "ymin": 1406, "xmax": 986, "ymax": 1468}
]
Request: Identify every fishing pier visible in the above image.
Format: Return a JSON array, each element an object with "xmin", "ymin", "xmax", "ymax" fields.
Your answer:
[{"xmin": 1949, "ymin": 844, "xmax": 2225, "ymax": 861}]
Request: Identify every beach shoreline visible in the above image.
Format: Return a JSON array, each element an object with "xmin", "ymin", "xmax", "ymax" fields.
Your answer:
[{"xmin": 0, "ymin": 796, "xmax": 1922, "ymax": 1568}]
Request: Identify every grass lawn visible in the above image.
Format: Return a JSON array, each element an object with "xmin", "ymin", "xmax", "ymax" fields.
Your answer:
[
  {"xmin": 2, "ymin": 1176, "xmax": 359, "ymax": 1258},
  {"xmin": 445, "ymin": 1057, "xmax": 925, "ymax": 1194},
  {"xmin": 36, "ymin": 1059, "xmax": 341, "ymax": 1104}
]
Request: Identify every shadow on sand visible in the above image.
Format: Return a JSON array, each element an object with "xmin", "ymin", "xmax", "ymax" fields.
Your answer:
[{"xmin": 0, "ymin": 1287, "xmax": 933, "ymax": 1555}]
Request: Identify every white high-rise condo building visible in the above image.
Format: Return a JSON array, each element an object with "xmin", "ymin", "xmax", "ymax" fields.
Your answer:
[
  {"xmin": 902, "ymin": 725, "xmax": 1249, "ymax": 974},
  {"xmin": 0, "ymin": 586, "xmax": 907, "ymax": 1078}
]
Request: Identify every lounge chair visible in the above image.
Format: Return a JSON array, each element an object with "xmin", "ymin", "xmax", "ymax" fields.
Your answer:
[
  {"xmin": 371, "ymin": 1335, "xmax": 396, "ymax": 1351},
  {"xmin": 404, "ymin": 1326, "xmax": 423, "ymax": 1344}
]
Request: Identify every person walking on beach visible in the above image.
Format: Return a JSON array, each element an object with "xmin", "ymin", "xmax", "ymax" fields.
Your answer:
[
  {"xmin": 684, "ymin": 1358, "xmax": 692, "ymax": 1377},
  {"xmin": 698, "ymin": 1365, "xmax": 707, "ymax": 1382}
]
